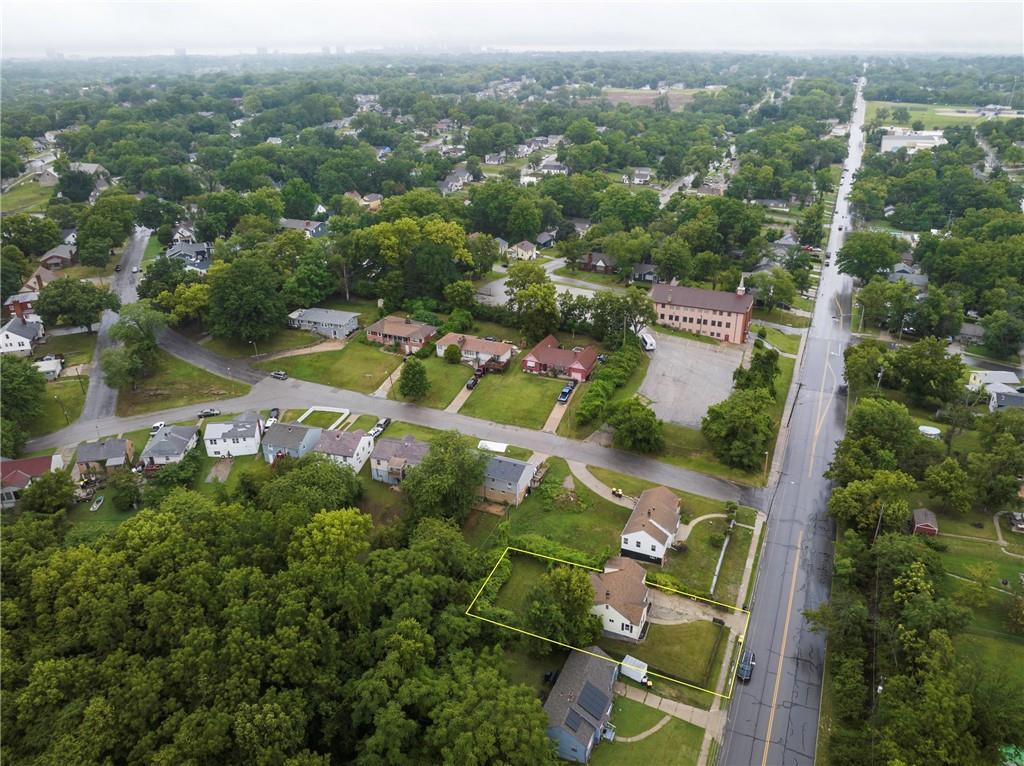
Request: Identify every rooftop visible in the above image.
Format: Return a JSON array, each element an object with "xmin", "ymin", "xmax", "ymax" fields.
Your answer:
[
  {"xmin": 590, "ymin": 557, "xmax": 649, "ymax": 625},
  {"xmin": 650, "ymin": 284, "xmax": 754, "ymax": 313}
]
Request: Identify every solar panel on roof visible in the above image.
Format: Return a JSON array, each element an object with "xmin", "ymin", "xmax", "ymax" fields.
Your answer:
[
  {"xmin": 578, "ymin": 682, "xmax": 609, "ymax": 720},
  {"xmin": 564, "ymin": 709, "xmax": 582, "ymax": 732}
]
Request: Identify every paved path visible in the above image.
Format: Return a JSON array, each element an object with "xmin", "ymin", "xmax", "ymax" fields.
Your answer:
[
  {"xmin": 258, "ymin": 338, "xmax": 342, "ymax": 361},
  {"xmin": 445, "ymin": 382, "xmax": 475, "ymax": 413},
  {"xmin": 28, "ymin": 377, "xmax": 761, "ymax": 507},
  {"xmin": 615, "ymin": 714, "xmax": 672, "ymax": 742},
  {"xmin": 541, "ymin": 388, "xmax": 573, "ymax": 433},
  {"xmin": 614, "ymin": 682, "xmax": 714, "ymax": 730},
  {"xmin": 371, "ymin": 365, "xmax": 401, "ymax": 399},
  {"xmin": 567, "ymin": 461, "xmax": 633, "ymax": 507}
]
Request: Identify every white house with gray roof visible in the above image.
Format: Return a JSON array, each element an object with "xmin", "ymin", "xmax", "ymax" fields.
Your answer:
[
  {"xmin": 370, "ymin": 435, "xmax": 429, "ymax": 484},
  {"xmin": 0, "ymin": 317, "xmax": 45, "ymax": 357},
  {"xmin": 140, "ymin": 425, "xmax": 199, "ymax": 472},
  {"xmin": 262, "ymin": 423, "xmax": 322, "ymax": 463},
  {"xmin": 314, "ymin": 429, "xmax": 374, "ymax": 473},
  {"xmin": 204, "ymin": 411, "xmax": 264, "ymax": 457},
  {"xmin": 544, "ymin": 647, "xmax": 618, "ymax": 763},
  {"xmin": 480, "ymin": 456, "xmax": 535, "ymax": 506},
  {"xmin": 287, "ymin": 307, "xmax": 359, "ymax": 339}
]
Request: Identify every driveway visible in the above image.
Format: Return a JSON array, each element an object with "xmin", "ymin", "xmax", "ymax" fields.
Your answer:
[{"xmin": 638, "ymin": 333, "xmax": 744, "ymax": 428}]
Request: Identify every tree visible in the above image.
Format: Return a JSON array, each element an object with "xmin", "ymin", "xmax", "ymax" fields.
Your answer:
[
  {"xmin": 747, "ymin": 267, "xmax": 797, "ymax": 313},
  {"xmin": 398, "ymin": 357, "xmax": 429, "ymax": 400},
  {"xmin": 980, "ymin": 309, "xmax": 1024, "ymax": 359},
  {"xmin": 106, "ymin": 300, "xmax": 168, "ymax": 381},
  {"xmin": 653, "ymin": 235, "xmax": 692, "ymax": 283},
  {"xmin": 733, "ymin": 346, "xmax": 780, "ymax": 395},
  {"xmin": 888, "ymin": 338, "xmax": 963, "ymax": 406},
  {"xmin": 836, "ymin": 231, "xmax": 903, "ymax": 282},
  {"xmin": 527, "ymin": 566, "xmax": 602, "ymax": 651},
  {"xmin": 608, "ymin": 398, "xmax": 664, "ymax": 453},
  {"xmin": 443, "ymin": 343, "xmax": 461, "ymax": 364},
  {"xmin": 156, "ymin": 282, "xmax": 212, "ymax": 325},
  {"xmin": 843, "ymin": 340, "xmax": 888, "ymax": 390},
  {"xmin": 207, "ymin": 257, "xmax": 287, "ymax": 342},
  {"xmin": 35, "ymin": 278, "xmax": 120, "ymax": 331},
  {"xmin": 57, "ymin": 170, "xmax": 95, "ymax": 203},
  {"xmin": 16, "ymin": 469, "xmax": 75, "ymax": 514},
  {"xmin": 259, "ymin": 454, "xmax": 361, "ymax": 516},
  {"xmin": 1, "ymin": 418, "xmax": 27, "ymax": 458},
  {"xmin": 1, "ymin": 213, "xmax": 61, "ymax": 256},
  {"xmin": 443, "ymin": 280, "xmax": 475, "ymax": 311},
  {"xmin": 966, "ymin": 433, "xmax": 1024, "ymax": 510},
  {"xmin": 509, "ymin": 281, "xmax": 559, "ymax": 342},
  {"xmin": 795, "ymin": 202, "xmax": 824, "ymax": 247},
  {"xmin": 554, "ymin": 233, "xmax": 586, "ymax": 271},
  {"xmin": 827, "ymin": 470, "xmax": 917, "ymax": 534},
  {"xmin": 402, "ymin": 431, "xmax": 488, "ymax": 524},
  {"xmin": 106, "ymin": 468, "xmax": 142, "ymax": 512},
  {"xmin": 100, "ymin": 346, "xmax": 145, "ymax": 389},
  {"xmin": 0, "ymin": 354, "xmax": 45, "ymax": 429},
  {"xmin": 924, "ymin": 458, "xmax": 973, "ymax": 514},
  {"xmin": 504, "ymin": 260, "xmax": 548, "ymax": 296},
  {"xmin": 281, "ymin": 178, "xmax": 319, "ymax": 220},
  {"xmin": 1, "ymin": 245, "xmax": 31, "ymax": 301},
  {"xmin": 702, "ymin": 388, "xmax": 775, "ymax": 471}
]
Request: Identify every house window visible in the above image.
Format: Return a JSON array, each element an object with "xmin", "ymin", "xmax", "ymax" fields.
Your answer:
[
  {"xmin": 659, "ymin": 313, "xmax": 665, "ymax": 320},
  {"xmin": 635, "ymin": 541, "xmax": 641, "ymax": 548},
  {"xmin": 651, "ymin": 545, "xmax": 656, "ymax": 551},
  {"xmin": 623, "ymin": 537, "xmax": 628, "ymax": 545},
  {"xmin": 726, "ymin": 322, "xmax": 731, "ymax": 328},
  {"xmin": 623, "ymin": 623, "xmax": 633, "ymax": 633}
]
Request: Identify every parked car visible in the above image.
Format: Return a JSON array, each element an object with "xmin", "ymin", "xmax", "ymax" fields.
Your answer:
[
  {"xmin": 270, "ymin": 370, "xmax": 289, "ymax": 380},
  {"xmin": 737, "ymin": 650, "xmax": 756, "ymax": 682},
  {"xmin": 131, "ymin": 266, "xmax": 140, "ymax": 273},
  {"xmin": 474, "ymin": 366, "xmax": 485, "ymax": 377},
  {"xmin": 149, "ymin": 421, "xmax": 165, "ymax": 435},
  {"xmin": 484, "ymin": 336, "xmax": 497, "ymax": 342},
  {"xmin": 557, "ymin": 386, "xmax": 572, "ymax": 403},
  {"xmin": 90, "ymin": 495, "xmax": 105, "ymax": 513},
  {"xmin": 639, "ymin": 332, "xmax": 657, "ymax": 352},
  {"xmin": 375, "ymin": 417, "xmax": 392, "ymax": 431},
  {"xmin": 466, "ymin": 377, "xmax": 478, "ymax": 390},
  {"xmin": 567, "ymin": 378, "xmax": 578, "ymax": 390},
  {"xmin": 114, "ymin": 264, "xmax": 122, "ymax": 272},
  {"xmin": 368, "ymin": 425, "xmax": 384, "ymax": 438},
  {"xmin": 269, "ymin": 407, "xmax": 280, "ymax": 419},
  {"xmin": 198, "ymin": 408, "xmax": 221, "ymax": 418}
]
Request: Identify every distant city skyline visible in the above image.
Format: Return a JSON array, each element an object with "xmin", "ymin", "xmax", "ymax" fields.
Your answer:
[{"xmin": 3, "ymin": 1, "xmax": 1022, "ymax": 59}]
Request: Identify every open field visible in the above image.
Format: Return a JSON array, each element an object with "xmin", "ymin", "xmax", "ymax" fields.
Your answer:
[
  {"xmin": 280, "ymin": 409, "xmax": 346, "ymax": 429},
  {"xmin": 349, "ymin": 414, "xmax": 379, "ymax": 432},
  {"xmin": 0, "ymin": 179, "xmax": 53, "ymax": 214},
  {"xmin": 116, "ymin": 350, "xmax": 249, "ymax": 416},
  {"xmin": 459, "ymin": 353, "xmax": 562, "ymax": 429},
  {"xmin": 752, "ymin": 307, "xmax": 811, "ymax": 328},
  {"xmin": 256, "ymin": 336, "xmax": 402, "ymax": 393},
  {"xmin": 62, "ymin": 250, "xmax": 121, "ymax": 280},
  {"xmin": 356, "ymin": 463, "xmax": 406, "ymax": 526},
  {"xmin": 866, "ymin": 100, "xmax": 1021, "ymax": 128},
  {"xmin": 599, "ymin": 87, "xmax": 699, "ymax": 111},
  {"xmin": 390, "ymin": 354, "xmax": 473, "ymax": 409},
  {"xmin": 26, "ymin": 377, "xmax": 88, "ymax": 437},
  {"xmin": 491, "ymin": 551, "xmax": 550, "ymax": 615},
  {"xmin": 65, "ymin": 498, "xmax": 139, "ymax": 546},
  {"xmin": 35, "ymin": 332, "xmax": 98, "ymax": 366},
  {"xmin": 750, "ymin": 324, "xmax": 801, "ymax": 355},
  {"xmin": 203, "ymin": 328, "xmax": 317, "ymax": 358}
]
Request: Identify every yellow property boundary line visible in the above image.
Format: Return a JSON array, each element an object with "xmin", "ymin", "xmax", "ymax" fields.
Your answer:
[{"xmin": 466, "ymin": 546, "xmax": 752, "ymax": 700}]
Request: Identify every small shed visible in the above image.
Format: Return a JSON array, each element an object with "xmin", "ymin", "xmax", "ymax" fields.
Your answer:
[
  {"xmin": 912, "ymin": 508, "xmax": 938, "ymax": 537},
  {"xmin": 619, "ymin": 655, "xmax": 649, "ymax": 685}
]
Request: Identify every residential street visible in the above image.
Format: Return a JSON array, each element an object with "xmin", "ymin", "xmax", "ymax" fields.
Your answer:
[
  {"xmin": 719, "ymin": 76, "xmax": 866, "ymax": 766},
  {"xmin": 79, "ymin": 226, "xmax": 151, "ymax": 421}
]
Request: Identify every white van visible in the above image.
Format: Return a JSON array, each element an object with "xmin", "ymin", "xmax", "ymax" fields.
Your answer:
[{"xmin": 639, "ymin": 332, "xmax": 656, "ymax": 352}]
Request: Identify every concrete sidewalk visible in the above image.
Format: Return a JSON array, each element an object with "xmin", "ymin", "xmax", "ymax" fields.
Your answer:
[
  {"xmin": 614, "ymin": 682, "xmax": 714, "ymax": 730},
  {"xmin": 444, "ymin": 381, "xmax": 475, "ymax": 413},
  {"xmin": 567, "ymin": 460, "xmax": 633, "ymax": 508}
]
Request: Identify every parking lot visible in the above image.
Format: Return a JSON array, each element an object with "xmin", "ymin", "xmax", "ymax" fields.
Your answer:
[{"xmin": 638, "ymin": 332, "xmax": 745, "ymax": 428}]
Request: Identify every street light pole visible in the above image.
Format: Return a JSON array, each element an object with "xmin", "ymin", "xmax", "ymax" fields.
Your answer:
[
  {"xmin": 54, "ymin": 395, "xmax": 70, "ymax": 425},
  {"xmin": 250, "ymin": 340, "xmax": 259, "ymax": 357},
  {"xmin": 763, "ymin": 450, "xmax": 770, "ymax": 482}
]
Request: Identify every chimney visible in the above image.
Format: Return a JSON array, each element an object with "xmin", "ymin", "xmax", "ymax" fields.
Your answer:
[
  {"xmin": 35, "ymin": 274, "xmax": 43, "ymax": 291},
  {"xmin": 605, "ymin": 590, "xmax": 611, "ymax": 599},
  {"xmin": 736, "ymin": 276, "xmax": 746, "ymax": 297},
  {"xmin": 12, "ymin": 300, "xmax": 24, "ymax": 319}
]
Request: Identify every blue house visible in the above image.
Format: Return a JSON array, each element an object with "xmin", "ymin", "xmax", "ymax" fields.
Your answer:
[
  {"xmin": 544, "ymin": 647, "xmax": 618, "ymax": 762},
  {"xmin": 261, "ymin": 422, "xmax": 322, "ymax": 464}
]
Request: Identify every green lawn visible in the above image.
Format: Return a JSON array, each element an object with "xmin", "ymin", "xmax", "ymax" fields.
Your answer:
[
  {"xmin": 658, "ymin": 516, "xmax": 730, "ymax": 596},
  {"xmin": 390, "ymin": 354, "xmax": 473, "ymax": 409},
  {"xmin": 658, "ymin": 423, "xmax": 761, "ymax": 484},
  {"xmin": 598, "ymin": 620, "xmax": 728, "ymax": 692},
  {"xmin": 193, "ymin": 454, "xmax": 272, "ymax": 499},
  {"xmin": 553, "ymin": 266, "xmax": 628, "ymax": 288},
  {"xmin": 937, "ymin": 538, "xmax": 1021, "ymax": 592},
  {"xmin": 349, "ymin": 414, "xmax": 379, "ymax": 432},
  {"xmin": 606, "ymin": 695, "xmax": 666, "ymax": 738},
  {"xmin": 26, "ymin": 377, "xmax": 88, "ymax": 437},
  {"xmin": 35, "ymin": 333, "xmax": 98, "ymax": 366},
  {"xmin": 460, "ymin": 353, "xmax": 563, "ymax": 429},
  {"xmin": 558, "ymin": 353, "xmax": 650, "ymax": 440},
  {"xmin": 711, "ymin": 526, "xmax": 752, "ymax": 605},
  {"xmin": 0, "ymin": 179, "xmax": 54, "ymax": 214},
  {"xmin": 463, "ymin": 509, "xmax": 503, "ymax": 548},
  {"xmin": 141, "ymin": 235, "xmax": 163, "ymax": 268},
  {"xmin": 650, "ymin": 324, "xmax": 720, "ymax": 345},
  {"xmin": 203, "ymin": 328, "xmax": 318, "ymax": 358},
  {"xmin": 383, "ymin": 420, "xmax": 442, "ymax": 443},
  {"xmin": 491, "ymin": 552, "xmax": 550, "ymax": 617},
  {"xmin": 752, "ymin": 307, "xmax": 811, "ymax": 328},
  {"xmin": 501, "ymin": 647, "xmax": 570, "ymax": 700},
  {"xmin": 865, "ymin": 100, "xmax": 1013, "ymax": 128},
  {"xmin": 750, "ymin": 325, "xmax": 801, "ymax": 355},
  {"xmin": 255, "ymin": 335, "xmax": 402, "ymax": 393},
  {"xmin": 955, "ymin": 633, "xmax": 1024, "ymax": 688},
  {"xmin": 278, "ymin": 409, "xmax": 345, "ymax": 429},
  {"xmin": 591, "ymin": 706, "xmax": 703, "ymax": 766},
  {"xmin": 506, "ymin": 458, "xmax": 632, "ymax": 557},
  {"xmin": 62, "ymin": 249, "xmax": 120, "ymax": 280},
  {"xmin": 65, "ymin": 499, "xmax": 139, "ymax": 546},
  {"xmin": 116, "ymin": 350, "xmax": 250, "ymax": 416},
  {"xmin": 357, "ymin": 463, "xmax": 406, "ymax": 527},
  {"xmin": 792, "ymin": 295, "xmax": 815, "ymax": 312}
]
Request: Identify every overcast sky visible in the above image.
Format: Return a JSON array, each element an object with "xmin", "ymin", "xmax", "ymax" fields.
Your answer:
[{"xmin": 2, "ymin": 1, "xmax": 1022, "ymax": 58}]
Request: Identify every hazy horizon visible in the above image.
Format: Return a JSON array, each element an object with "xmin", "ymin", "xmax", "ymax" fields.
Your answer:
[{"xmin": 3, "ymin": 1, "xmax": 1022, "ymax": 59}]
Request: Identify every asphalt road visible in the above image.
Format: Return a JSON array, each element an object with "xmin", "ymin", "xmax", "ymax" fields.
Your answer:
[
  {"xmin": 720, "ymin": 77, "xmax": 866, "ymax": 766},
  {"xmin": 79, "ymin": 227, "xmax": 151, "ymax": 421}
]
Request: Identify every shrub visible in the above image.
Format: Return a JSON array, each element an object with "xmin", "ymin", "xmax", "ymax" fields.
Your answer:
[
  {"xmin": 709, "ymin": 532, "xmax": 725, "ymax": 548},
  {"xmin": 414, "ymin": 341, "xmax": 436, "ymax": 360},
  {"xmin": 443, "ymin": 343, "xmax": 462, "ymax": 364}
]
